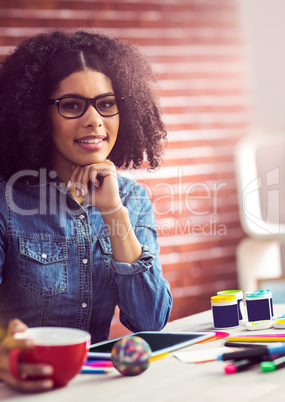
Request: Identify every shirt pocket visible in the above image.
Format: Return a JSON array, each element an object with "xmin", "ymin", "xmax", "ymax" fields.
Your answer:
[{"xmin": 19, "ymin": 237, "xmax": 68, "ymax": 296}]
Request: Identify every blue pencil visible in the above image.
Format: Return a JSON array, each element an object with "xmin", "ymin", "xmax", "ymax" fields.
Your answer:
[{"xmin": 81, "ymin": 367, "xmax": 110, "ymax": 374}]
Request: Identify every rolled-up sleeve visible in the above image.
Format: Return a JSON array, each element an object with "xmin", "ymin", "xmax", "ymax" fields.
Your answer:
[{"xmin": 111, "ymin": 245, "xmax": 156, "ymax": 274}]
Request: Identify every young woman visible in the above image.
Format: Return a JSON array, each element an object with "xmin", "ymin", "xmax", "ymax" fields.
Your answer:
[{"xmin": 0, "ymin": 30, "xmax": 172, "ymax": 390}]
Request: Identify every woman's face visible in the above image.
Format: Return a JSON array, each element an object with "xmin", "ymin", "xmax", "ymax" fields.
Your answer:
[{"xmin": 48, "ymin": 68, "xmax": 119, "ymax": 182}]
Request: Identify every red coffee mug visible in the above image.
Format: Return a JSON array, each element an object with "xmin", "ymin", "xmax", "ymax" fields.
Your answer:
[{"xmin": 9, "ymin": 327, "xmax": 91, "ymax": 388}]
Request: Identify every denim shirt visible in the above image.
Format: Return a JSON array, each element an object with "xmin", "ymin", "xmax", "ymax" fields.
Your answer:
[{"xmin": 0, "ymin": 171, "xmax": 172, "ymax": 343}]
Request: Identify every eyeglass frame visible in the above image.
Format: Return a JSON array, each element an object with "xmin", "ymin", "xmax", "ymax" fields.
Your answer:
[{"xmin": 47, "ymin": 93, "xmax": 124, "ymax": 119}]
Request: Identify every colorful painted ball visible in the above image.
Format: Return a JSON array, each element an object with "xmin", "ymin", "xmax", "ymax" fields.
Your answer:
[{"xmin": 111, "ymin": 336, "xmax": 152, "ymax": 376}]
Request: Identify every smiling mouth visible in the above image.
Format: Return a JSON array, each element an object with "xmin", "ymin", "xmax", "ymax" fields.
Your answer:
[{"xmin": 76, "ymin": 138, "xmax": 104, "ymax": 144}]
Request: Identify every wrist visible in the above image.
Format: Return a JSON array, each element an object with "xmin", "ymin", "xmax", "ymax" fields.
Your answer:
[
  {"xmin": 98, "ymin": 200, "xmax": 123, "ymax": 216},
  {"xmin": 101, "ymin": 204, "xmax": 127, "ymax": 224}
]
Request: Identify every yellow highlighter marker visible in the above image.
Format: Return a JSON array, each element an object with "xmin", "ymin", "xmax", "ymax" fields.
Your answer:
[{"xmin": 228, "ymin": 334, "xmax": 285, "ymax": 342}]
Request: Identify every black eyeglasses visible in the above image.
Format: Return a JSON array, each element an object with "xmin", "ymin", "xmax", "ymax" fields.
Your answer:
[{"xmin": 48, "ymin": 94, "xmax": 123, "ymax": 119}]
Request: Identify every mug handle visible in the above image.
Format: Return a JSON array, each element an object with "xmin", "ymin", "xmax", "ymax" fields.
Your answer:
[{"xmin": 9, "ymin": 349, "xmax": 23, "ymax": 380}]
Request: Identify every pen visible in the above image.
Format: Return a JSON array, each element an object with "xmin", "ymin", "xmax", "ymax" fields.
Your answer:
[
  {"xmin": 224, "ymin": 359, "xmax": 261, "ymax": 374},
  {"xmin": 81, "ymin": 367, "xmax": 111, "ymax": 374},
  {"xmin": 224, "ymin": 342, "xmax": 265, "ymax": 349},
  {"xmin": 217, "ymin": 347, "xmax": 268, "ymax": 361},
  {"xmin": 227, "ymin": 335, "xmax": 285, "ymax": 342},
  {"xmin": 260, "ymin": 355, "xmax": 285, "ymax": 372},
  {"xmin": 84, "ymin": 360, "xmax": 113, "ymax": 368},
  {"xmin": 217, "ymin": 343, "xmax": 285, "ymax": 361}
]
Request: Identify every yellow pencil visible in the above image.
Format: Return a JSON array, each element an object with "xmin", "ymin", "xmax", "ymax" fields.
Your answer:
[
  {"xmin": 228, "ymin": 335, "xmax": 285, "ymax": 342},
  {"xmin": 151, "ymin": 352, "xmax": 170, "ymax": 362}
]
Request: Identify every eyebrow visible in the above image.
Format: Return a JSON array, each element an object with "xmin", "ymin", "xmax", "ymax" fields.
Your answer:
[{"xmin": 58, "ymin": 92, "xmax": 115, "ymax": 99}]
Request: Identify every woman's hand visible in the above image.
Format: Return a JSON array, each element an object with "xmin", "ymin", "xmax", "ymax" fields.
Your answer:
[
  {"xmin": 68, "ymin": 160, "xmax": 142, "ymax": 263},
  {"xmin": 0, "ymin": 320, "xmax": 53, "ymax": 392},
  {"xmin": 68, "ymin": 159, "xmax": 123, "ymax": 214}
]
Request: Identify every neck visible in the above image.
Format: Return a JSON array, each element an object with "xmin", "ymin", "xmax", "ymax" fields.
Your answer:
[{"xmin": 51, "ymin": 157, "xmax": 73, "ymax": 186}]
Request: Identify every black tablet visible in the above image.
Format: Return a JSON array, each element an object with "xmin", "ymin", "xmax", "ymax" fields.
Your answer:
[{"xmin": 88, "ymin": 331, "xmax": 215, "ymax": 359}]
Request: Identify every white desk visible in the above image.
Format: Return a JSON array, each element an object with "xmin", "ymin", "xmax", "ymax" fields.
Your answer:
[{"xmin": 2, "ymin": 305, "xmax": 285, "ymax": 402}]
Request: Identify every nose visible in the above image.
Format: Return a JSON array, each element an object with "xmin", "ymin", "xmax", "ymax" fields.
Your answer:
[{"xmin": 83, "ymin": 103, "xmax": 103, "ymax": 127}]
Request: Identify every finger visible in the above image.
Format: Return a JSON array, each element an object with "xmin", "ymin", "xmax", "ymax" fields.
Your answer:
[
  {"xmin": 79, "ymin": 166, "xmax": 94, "ymax": 196},
  {"xmin": 7, "ymin": 320, "xmax": 28, "ymax": 336},
  {"xmin": 4, "ymin": 337, "xmax": 34, "ymax": 350},
  {"xmin": 73, "ymin": 168, "xmax": 86, "ymax": 197},
  {"xmin": 67, "ymin": 165, "xmax": 81, "ymax": 188},
  {"xmin": 19, "ymin": 362, "xmax": 54, "ymax": 378},
  {"xmin": 68, "ymin": 165, "xmax": 85, "ymax": 197},
  {"xmin": 1, "ymin": 372, "xmax": 53, "ymax": 392},
  {"xmin": 89, "ymin": 166, "xmax": 110, "ymax": 188},
  {"xmin": 17, "ymin": 378, "xmax": 54, "ymax": 392}
]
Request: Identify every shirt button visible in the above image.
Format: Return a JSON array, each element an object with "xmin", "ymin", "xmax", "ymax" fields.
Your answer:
[
  {"xmin": 41, "ymin": 254, "xmax": 47, "ymax": 259},
  {"xmin": 79, "ymin": 214, "xmax": 85, "ymax": 220},
  {"xmin": 82, "ymin": 303, "xmax": 87, "ymax": 308},
  {"xmin": 82, "ymin": 259, "xmax": 88, "ymax": 264}
]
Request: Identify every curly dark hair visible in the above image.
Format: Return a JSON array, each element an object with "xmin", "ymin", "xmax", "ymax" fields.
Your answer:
[{"xmin": 0, "ymin": 30, "xmax": 167, "ymax": 180}]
